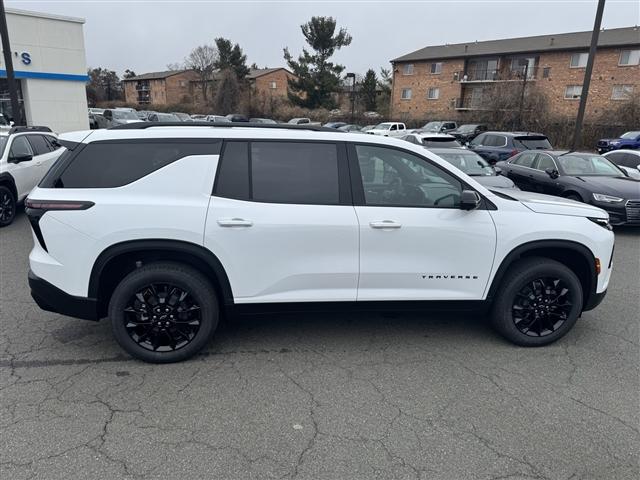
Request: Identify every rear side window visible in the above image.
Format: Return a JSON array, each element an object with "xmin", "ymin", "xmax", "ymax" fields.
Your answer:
[
  {"xmin": 214, "ymin": 141, "xmax": 340, "ymax": 205},
  {"xmin": 27, "ymin": 135, "xmax": 52, "ymax": 155},
  {"xmin": 53, "ymin": 140, "xmax": 220, "ymax": 188}
]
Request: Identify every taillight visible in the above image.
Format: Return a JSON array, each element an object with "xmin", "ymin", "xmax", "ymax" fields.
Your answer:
[{"xmin": 24, "ymin": 199, "xmax": 94, "ymax": 252}]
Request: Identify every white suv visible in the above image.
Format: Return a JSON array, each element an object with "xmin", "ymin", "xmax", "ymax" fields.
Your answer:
[
  {"xmin": 26, "ymin": 123, "xmax": 615, "ymax": 363},
  {"xmin": 0, "ymin": 127, "xmax": 63, "ymax": 227}
]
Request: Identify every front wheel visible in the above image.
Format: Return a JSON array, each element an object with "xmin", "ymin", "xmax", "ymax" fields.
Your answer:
[
  {"xmin": 490, "ymin": 257, "xmax": 583, "ymax": 346},
  {"xmin": 0, "ymin": 186, "xmax": 16, "ymax": 227},
  {"xmin": 109, "ymin": 262, "xmax": 219, "ymax": 363}
]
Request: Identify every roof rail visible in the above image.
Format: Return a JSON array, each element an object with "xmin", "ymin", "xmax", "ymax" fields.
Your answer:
[
  {"xmin": 109, "ymin": 121, "xmax": 341, "ymax": 133},
  {"xmin": 9, "ymin": 126, "xmax": 53, "ymax": 134}
]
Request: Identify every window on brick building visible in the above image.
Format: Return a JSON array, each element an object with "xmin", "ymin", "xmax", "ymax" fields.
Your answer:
[
  {"xmin": 542, "ymin": 67, "xmax": 551, "ymax": 78},
  {"xmin": 270, "ymin": 81, "xmax": 277, "ymax": 89},
  {"xmin": 569, "ymin": 52, "xmax": 588, "ymax": 68},
  {"xmin": 427, "ymin": 87, "xmax": 440, "ymax": 100},
  {"xmin": 430, "ymin": 62, "xmax": 443, "ymax": 74},
  {"xmin": 564, "ymin": 85, "xmax": 582, "ymax": 99},
  {"xmin": 402, "ymin": 64, "xmax": 414, "ymax": 75},
  {"xmin": 619, "ymin": 49, "xmax": 640, "ymax": 66},
  {"xmin": 612, "ymin": 85, "xmax": 634, "ymax": 100},
  {"xmin": 401, "ymin": 88, "xmax": 412, "ymax": 100}
]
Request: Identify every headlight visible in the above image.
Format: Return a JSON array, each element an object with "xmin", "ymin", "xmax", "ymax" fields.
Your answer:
[
  {"xmin": 588, "ymin": 217, "xmax": 613, "ymax": 230},
  {"xmin": 592, "ymin": 193, "xmax": 623, "ymax": 203}
]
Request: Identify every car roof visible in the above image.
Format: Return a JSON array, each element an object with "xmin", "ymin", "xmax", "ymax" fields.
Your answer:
[
  {"xmin": 604, "ymin": 149, "xmax": 640, "ymax": 155},
  {"xmin": 428, "ymin": 147, "xmax": 476, "ymax": 153},
  {"xmin": 413, "ymin": 133, "xmax": 456, "ymax": 139},
  {"xmin": 482, "ymin": 131, "xmax": 546, "ymax": 137}
]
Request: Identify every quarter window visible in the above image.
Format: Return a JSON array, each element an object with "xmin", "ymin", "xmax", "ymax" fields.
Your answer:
[
  {"xmin": 355, "ymin": 145, "xmax": 463, "ymax": 208},
  {"xmin": 427, "ymin": 87, "xmax": 440, "ymax": 100},
  {"xmin": 402, "ymin": 64, "xmax": 414, "ymax": 75},
  {"xmin": 430, "ymin": 62, "xmax": 443, "ymax": 74},
  {"xmin": 570, "ymin": 52, "xmax": 588, "ymax": 68},
  {"xmin": 565, "ymin": 85, "xmax": 582, "ymax": 99},
  {"xmin": 619, "ymin": 49, "xmax": 640, "ymax": 66},
  {"xmin": 401, "ymin": 88, "xmax": 412, "ymax": 100}
]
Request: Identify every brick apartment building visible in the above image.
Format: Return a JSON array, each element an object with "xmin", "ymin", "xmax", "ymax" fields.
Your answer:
[
  {"xmin": 390, "ymin": 26, "xmax": 640, "ymax": 122},
  {"xmin": 123, "ymin": 67, "xmax": 297, "ymax": 107},
  {"xmin": 122, "ymin": 70, "xmax": 199, "ymax": 105}
]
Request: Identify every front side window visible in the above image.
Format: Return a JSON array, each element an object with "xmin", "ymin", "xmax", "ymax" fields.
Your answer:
[
  {"xmin": 430, "ymin": 62, "xmax": 443, "ymax": 74},
  {"xmin": 215, "ymin": 141, "xmax": 340, "ymax": 205},
  {"xmin": 402, "ymin": 64, "xmax": 414, "ymax": 75},
  {"xmin": 570, "ymin": 52, "xmax": 588, "ymax": 68},
  {"xmin": 9, "ymin": 136, "xmax": 34, "ymax": 159},
  {"xmin": 401, "ymin": 88, "xmax": 412, "ymax": 100},
  {"xmin": 619, "ymin": 49, "xmax": 640, "ymax": 66},
  {"xmin": 427, "ymin": 87, "xmax": 440, "ymax": 100},
  {"xmin": 512, "ymin": 152, "xmax": 537, "ymax": 168},
  {"xmin": 355, "ymin": 145, "xmax": 463, "ymax": 208},
  {"xmin": 612, "ymin": 85, "xmax": 634, "ymax": 100},
  {"xmin": 26, "ymin": 135, "xmax": 52, "ymax": 156},
  {"xmin": 565, "ymin": 85, "xmax": 582, "ymax": 99},
  {"xmin": 534, "ymin": 154, "xmax": 556, "ymax": 171}
]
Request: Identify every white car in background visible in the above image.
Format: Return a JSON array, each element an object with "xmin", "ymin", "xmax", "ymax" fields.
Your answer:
[
  {"xmin": 402, "ymin": 132, "xmax": 464, "ymax": 148},
  {"xmin": 366, "ymin": 122, "xmax": 406, "ymax": 137},
  {"xmin": 603, "ymin": 149, "xmax": 640, "ymax": 179}
]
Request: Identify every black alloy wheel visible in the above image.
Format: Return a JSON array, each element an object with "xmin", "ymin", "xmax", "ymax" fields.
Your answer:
[
  {"xmin": 512, "ymin": 277, "xmax": 573, "ymax": 337},
  {"xmin": 124, "ymin": 283, "xmax": 202, "ymax": 352},
  {"xmin": 0, "ymin": 187, "xmax": 16, "ymax": 226}
]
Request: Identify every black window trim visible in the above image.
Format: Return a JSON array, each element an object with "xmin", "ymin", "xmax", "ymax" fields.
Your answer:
[
  {"xmin": 213, "ymin": 139, "xmax": 352, "ymax": 207},
  {"xmin": 346, "ymin": 141, "xmax": 495, "ymax": 210}
]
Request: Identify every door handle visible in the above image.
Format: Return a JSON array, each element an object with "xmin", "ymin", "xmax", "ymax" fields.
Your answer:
[
  {"xmin": 217, "ymin": 218, "xmax": 253, "ymax": 227},
  {"xmin": 370, "ymin": 220, "xmax": 402, "ymax": 229}
]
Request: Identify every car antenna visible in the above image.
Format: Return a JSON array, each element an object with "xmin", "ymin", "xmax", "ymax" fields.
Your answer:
[{"xmin": 558, "ymin": 150, "xmax": 575, "ymax": 156}]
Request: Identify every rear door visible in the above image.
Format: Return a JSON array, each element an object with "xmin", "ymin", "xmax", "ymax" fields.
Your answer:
[
  {"xmin": 205, "ymin": 140, "xmax": 359, "ymax": 304},
  {"xmin": 6, "ymin": 135, "xmax": 38, "ymax": 200},
  {"xmin": 350, "ymin": 143, "xmax": 496, "ymax": 301},
  {"xmin": 26, "ymin": 134, "xmax": 60, "ymax": 179},
  {"xmin": 504, "ymin": 152, "xmax": 537, "ymax": 190}
]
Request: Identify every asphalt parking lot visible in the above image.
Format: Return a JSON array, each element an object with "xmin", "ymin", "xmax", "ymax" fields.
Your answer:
[{"xmin": 1, "ymin": 211, "xmax": 638, "ymax": 480}]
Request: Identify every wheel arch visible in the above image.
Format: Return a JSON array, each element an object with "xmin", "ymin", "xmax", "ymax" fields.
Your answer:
[
  {"xmin": 487, "ymin": 240, "xmax": 597, "ymax": 308},
  {"xmin": 89, "ymin": 239, "xmax": 234, "ymax": 318},
  {"xmin": 561, "ymin": 190, "xmax": 583, "ymax": 201},
  {"xmin": 0, "ymin": 172, "xmax": 18, "ymax": 200}
]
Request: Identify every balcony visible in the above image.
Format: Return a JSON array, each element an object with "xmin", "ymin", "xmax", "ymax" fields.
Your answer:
[
  {"xmin": 456, "ymin": 66, "xmax": 538, "ymax": 83},
  {"xmin": 135, "ymin": 83, "xmax": 150, "ymax": 91},
  {"xmin": 452, "ymin": 97, "xmax": 489, "ymax": 111}
]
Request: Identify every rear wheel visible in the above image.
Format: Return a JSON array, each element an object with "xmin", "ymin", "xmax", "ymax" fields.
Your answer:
[
  {"xmin": 109, "ymin": 262, "xmax": 218, "ymax": 363},
  {"xmin": 490, "ymin": 257, "xmax": 583, "ymax": 346},
  {"xmin": 0, "ymin": 186, "xmax": 16, "ymax": 227}
]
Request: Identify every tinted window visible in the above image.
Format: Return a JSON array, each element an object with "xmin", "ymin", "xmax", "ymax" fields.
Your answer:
[
  {"xmin": 513, "ymin": 136, "xmax": 552, "ymax": 150},
  {"xmin": 610, "ymin": 153, "xmax": 639, "ymax": 168},
  {"xmin": 535, "ymin": 154, "xmax": 556, "ymax": 171},
  {"xmin": 512, "ymin": 152, "xmax": 536, "ymax": 168},
  {"xmin": 27, "ymin": 135, "xmax": 52, "ymax": 156},
  {"xmin": 56, "ymin": 141, "xmax": 220, "ymax": 188},
  {"xmin": 9, "ymin": 136, "xmax": 34, "ymax": 159},
  {"xmin": 214, "ymin": 142, "xmax": 250, "ymax": 200},
  {"xmin": 43, "ymin": 136, "xmax": 61, "ymax": 151},
  {"xmin": 251, "ymin": 142, "xmax": 339, "ymax": 205},
  {"xmin": 355, "ymin": 145, "xmax": 463, "ymax": 208},
  {"xmin": 470, "ymin": 133, "xmax": 486, "ymax": 146}
]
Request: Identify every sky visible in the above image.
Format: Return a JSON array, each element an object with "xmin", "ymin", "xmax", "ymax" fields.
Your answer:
[{"xmin": 7, "ymin": 0, "xmax": 640, "ymax": 76}]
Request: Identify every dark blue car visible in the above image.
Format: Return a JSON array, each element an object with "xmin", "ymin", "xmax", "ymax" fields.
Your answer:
[
  {"xmin": 468, "ymin": 131, "xmax": 552, "ymax": 165},
  {"xmin": 596, "ymin": 131, "xmax": 640, "ymax": 153}
]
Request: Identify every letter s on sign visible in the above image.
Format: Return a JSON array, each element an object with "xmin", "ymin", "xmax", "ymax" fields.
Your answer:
[{"xmin": 21, "ymin": 52, "xmax": 31, "ymax": 65}]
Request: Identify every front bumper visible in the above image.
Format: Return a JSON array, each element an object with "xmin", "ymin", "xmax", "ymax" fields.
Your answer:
[
  {"xmin": 583, "ymin": 289, "xmax": 607, "ymax": 311},
  {"xmin": 591, "ymin": 200, "xmax": 640, "ymax": 226},
  {"xmin": 29, "ymin": 270, "xmax": 99, "ymax": 321}
]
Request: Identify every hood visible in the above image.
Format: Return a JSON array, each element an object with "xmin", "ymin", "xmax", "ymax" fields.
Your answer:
[
  {"xmin": 472, "ymin": 174, "xmax": 516, "ymax": 189},
  {"xmin": 494, "ymin": 189, "xmax": 608, "ymax": 219},
  {"xmin": 568, "ymin": 175, "xmax": 640, "ymax": 199}
]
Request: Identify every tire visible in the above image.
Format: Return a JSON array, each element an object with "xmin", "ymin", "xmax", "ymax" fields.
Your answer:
[
  {"xmin": 109, "ymin": 262, "xmax": 219, "ymax": 363},
  {"xmin": 490, "ymin": 257, "xmax": 583, "ymax": 347},
  {"xmin": 565, "ymin": 193, "xmax": 582, "ymax": 202},
  {"xmin": 0, "ymin": 185, "xmax": 16, "ymax": 227}
]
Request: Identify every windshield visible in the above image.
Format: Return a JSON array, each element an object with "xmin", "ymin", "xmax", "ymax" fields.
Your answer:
[
  {"xmin": 112, "ymin": 110, "xmax": 139, "ymax": 120},
  {"xmin": 374, "ymin": 123, "xmax": 392, "ymax": 129},
  {"xmin": 437, "ymin": 151, "xmax": 494, "ymax": 175},
  {"xmin": 557, "ymin": 154, "xmax": 624, "ymax": 177},
  {"xmin": 421, "ymin": 121, "xmax": 442, "ymax": 132},
  {"xmin": 620, "ymin": 131, "xmax": 640, "ymax": 139},
  {"xmin": 513, "ymin": 136, "xmax": 552, "ymax": 150},
  {"xmin": 457, "ymin": 125, "xmax": 477, "ymax": 133}
]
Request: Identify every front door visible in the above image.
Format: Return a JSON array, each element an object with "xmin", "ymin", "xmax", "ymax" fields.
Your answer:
[
  {"xmin": 349, "ymin": 144, "xmax": 497, "ymax": 301},
  {"xmin": 205, "ymin": 140, "xmax": 359, "ymax": 304},
  {"xmin": 6, "ymin": 135, "xmax": 38, "ymax": 200}
]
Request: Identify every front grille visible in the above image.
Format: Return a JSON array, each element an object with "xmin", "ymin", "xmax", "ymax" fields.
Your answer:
[{"xmin": 626, "ymin": 199, "xmax": 640, "ymax": 224}]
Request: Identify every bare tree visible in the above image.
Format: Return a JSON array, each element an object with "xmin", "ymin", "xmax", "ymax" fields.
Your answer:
[
  {"xmin": 166, "ymin": 62, "xmax": 183, "ymax": 71},
  {"xmin": 185, "ymin": 45, "xmax": 218, "ymax": 103}
]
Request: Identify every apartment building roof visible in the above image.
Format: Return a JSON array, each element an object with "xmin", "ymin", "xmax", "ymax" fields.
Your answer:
[
  {"xmin": 392, "ymin": 26, "xmax": 640, "ymax": 63},
  {"xmin": 122, "ymin": 70, "xmax": 192, "ymax": 81}
]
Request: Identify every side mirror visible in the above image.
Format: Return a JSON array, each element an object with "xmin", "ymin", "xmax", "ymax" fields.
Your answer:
[
  {"xmin": 545, "ymin": 167, "xmax": 559, "ymax": 179},
  {"xmin": 493, "ymin": 166, "xmax": 502, "ymax": 175},
  {"xmin": 460, "ymin": 190, "xmax": 481, "ymax": 210},
  {"xmin": 9, "ymin": 154, "xmax": 33, "ymax": 164}
]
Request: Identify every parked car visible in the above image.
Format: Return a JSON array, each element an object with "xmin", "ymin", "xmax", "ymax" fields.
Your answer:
[
  {"xmin": 114, "ymin": 107, "xmax": 137, "ymax": 113},
  {"xmin": 419, "ymin": 121, "xmax": 458, "ymax": 133},
  {"xmin": 324, "ymin": 122, "xmax": 348, "ymax": 129},
  {"xmin": 603, "ymin": 149, "xmax": 640, "ymax": 179},
  {"xmin": 430, "ymin": 148, "xmax": 517, "ymax": 189},
  {"xmin": 26, "ymin": 122, "xmax": 614, "ymax": 363},
  {"xmin": 451, "ymin": 124, "xmax": 488, "ymax": 143},
  {"xmin": 402, "ymin": 133, "xmax": 463, "ymax": 148},
  {"xmin": 0, "ymin": 126, "xmax": 65, "ymax": 227},
  {"xmin": 337, "ymin": 124, "xmax": 363, "ymax": 132},
  {"xmin": 226, "ymin": 114, "xmax": 249, "ymax": 122},
  {"xmin": 88, "ymin": 107, "xmax": 105, "ymax": 115},
  {"xmin": 469, "ymin": 132, "xmax": 552, "ymax": 164},
  {"xmin": 596, "ymin": 131, "xmax": 640, "ymax": 153},
  {"xmin": 89, "ymin": 113, "xmax": 111, "ymax": 130},
  {"xmin": 249, "ymin": 118, "xmax": 278, "ymax": 124},
  {"xmin": 148, "ymin": 113, "xmax": 180, "ymax": 123},
  {"xmin": 103, "ymin": 109, "xmax": 142, "ymax": 126},
  {"xmin": 191, "ymin": 114, "xmax": 207, "ymax": 121},
  {"xmin": 497, "ymin": 150, "xmax": 640, "ymax": 225},
  {"xmin": 172, "ymin": 112, "xmax": 193, "ymax": 122},
  {"xmin": 367, "ymin": 122, "xmax": 406, "ymax": 137},
  {"xmin": 136, "ymin": 111, "xmax": 155, "ymax": 121},
  {"xmin": 361, "ymin": 125, "xmax": 376, "ymax": 132},
  {"xmin": 205, "ymin": 115, "xmax": 231, "ymax": 123},
  {"xmin": 288, "ymin": 117, "xmax": 320, "ymax": 125}
]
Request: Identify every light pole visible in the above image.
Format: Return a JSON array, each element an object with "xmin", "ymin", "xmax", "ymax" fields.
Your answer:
[
  {"xmin": 0, "ymin": 0, "xmax": 22, "ymax": 125},
  {"xmin": 346, "ymin": 72, "xmax": 356, "ymax": 124}
]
